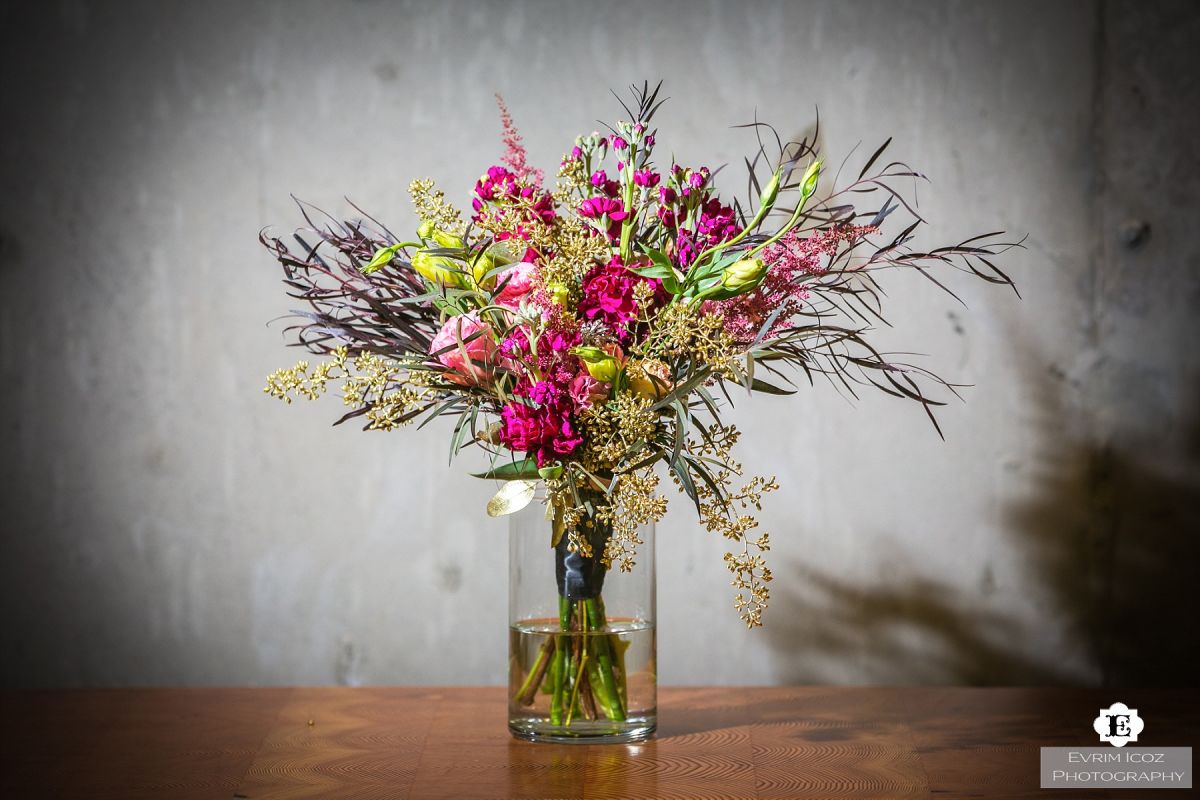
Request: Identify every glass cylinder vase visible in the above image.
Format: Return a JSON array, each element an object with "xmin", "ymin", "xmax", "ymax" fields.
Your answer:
[{"xmin": 507, "ymin": 487, "xmax": 656, "ymax": 743}]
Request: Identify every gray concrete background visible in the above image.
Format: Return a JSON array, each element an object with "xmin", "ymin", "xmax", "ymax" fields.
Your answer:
[{"xmin": 1, "ymin": 0, "xmax": 1196, "ymax": 688}]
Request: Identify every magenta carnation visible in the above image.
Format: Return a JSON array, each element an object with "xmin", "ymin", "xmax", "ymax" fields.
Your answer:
[
  {"xmin": 577, "ymin": 261, "xmax": 643, "ymax": 342},
  {"xmin": 498, "ymin": 402, "xmax": 582, "ymax": 467}
]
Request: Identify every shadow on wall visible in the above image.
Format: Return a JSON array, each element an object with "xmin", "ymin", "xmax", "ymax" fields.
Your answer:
[{"xmin": 764, "ymin": 352, "xmax": 1200, "ymax": 687}]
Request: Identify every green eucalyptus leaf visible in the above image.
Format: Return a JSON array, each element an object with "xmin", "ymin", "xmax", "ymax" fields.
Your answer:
[
  {"xmin": 472, "ymin": 458, "xmax": 541, "ymax": 480},
  {"xmin": 750, "ymin": 377, "xmax": 797, "ymax": 395}
]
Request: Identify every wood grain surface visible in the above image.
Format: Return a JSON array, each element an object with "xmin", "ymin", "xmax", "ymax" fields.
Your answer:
[{"xmin": 2, "ymin": 686, "xmax": 1195, "ymax": 798}]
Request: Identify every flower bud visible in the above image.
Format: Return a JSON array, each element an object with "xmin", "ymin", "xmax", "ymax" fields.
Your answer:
[
  {"xmin": 800, "ymin": 159, "xmax": 822, "ymax": 199},
  {"xmin": 720, "ymin": 258, "xmax": 767, "ymax": 294},
  {"xmin": 431, "ymin": 229, "xmax": 464, "ymax": 250},
  {"xmin": 759, "ymin": 169, "xmax": 782, "ymax": 209},
  {"xmin": 570, "ymin": 345, "xmax": 622, "ymax": 384},
  {"xmin": 417, "ymin": 219, "xmax": 464, "ymax": 250},
  {"xmin": 362, "ymin": 243, "xmax": 402, "ymax": 275},
  {"xmin": 411, "ymin": 249, "xmax": 465, "ymax": 287}
]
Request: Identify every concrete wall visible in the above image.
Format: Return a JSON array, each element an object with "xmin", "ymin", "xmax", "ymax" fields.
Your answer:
[{"xmin": 1, "ymin": 0, "xmax": 1196, "ymax": 688}]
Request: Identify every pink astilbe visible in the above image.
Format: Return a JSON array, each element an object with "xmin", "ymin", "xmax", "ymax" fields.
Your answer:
[
  {"xmin": 708, "ymin": 224, "xmax": 876, "ymax": 344},
  {"xmin": 762, "ymin": 223, "xmax": 876, "ymax": 278},
  {"xmin": 495, "ymin": 94, "xmax": 543, "ymax": 185}
]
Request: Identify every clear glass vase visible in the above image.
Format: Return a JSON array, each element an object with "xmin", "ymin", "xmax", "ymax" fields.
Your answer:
[{"xmin": 507, "ymin": 486, "xmax": 656, "ymax": 743}]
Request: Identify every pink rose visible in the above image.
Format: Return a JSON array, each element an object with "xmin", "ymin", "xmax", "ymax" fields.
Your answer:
[
  {"xmin": 429, "ymin": 312, "xmax": 498, "ymax": 386},
  {"xmin": 494, "ymin": 262, "xmax": 538, "ymax": 309}
]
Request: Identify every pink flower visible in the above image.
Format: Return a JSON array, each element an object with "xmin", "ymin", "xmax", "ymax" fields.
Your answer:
[
  {"xmin": 498, "ymin": 402, "xmax": 582, "ymax": 467},
  {"xmin": 495, "ymin": 94, "xmax": 543, "ymax": 185},
  {"xmin": 493, "ymin": 261, "xmax": 538, "ymax": 309},
  {"xmin": 578, "ymin": 196, "xmax": 628, "ymax": 239},
  {"xmin": 473, "ymin": 165, "xmax": 557, "ymax": 230},
  {"xmin": 633, "ymin": 169, "xmax": 660, "ymax": 188},
  {"xmin": 568, "ymin": 372, "xmax": 609, "ymax": 411},
  {"xmin": 676, "ymin": 198, "xmax": 742, "ymax": 268},
  {"xmin": 428, "ymin": 312, "xmax": 498, "ymax": 386},
  {"xmin": 706, "ymin": 224, "xmax": 877, "ymax": 344},
  {"xmin": 577, "ymin": 258, "xmax": 664, "ymax": 342}
]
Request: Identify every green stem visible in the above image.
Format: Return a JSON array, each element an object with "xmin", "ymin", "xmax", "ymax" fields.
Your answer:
[
  {"xmin": 586, "ymin": 657, "xmax": 618, "ymax": 719},
  {"xmin": 583, "ymin": 598, "xmax": 626, "ymax": 721},
  {"xmin": 514, "ymin": 634, "xmax": 554, "ymax": 705},
  {"xmin": 549, "ymin": 595, "xmax": 570, "ymax": 726},
  {"xmin": 564, "ymin": 653, "xmax": 588, "ymax": 726},
  {"xmin": 597, "ymin": 595, "xmax": 629, "ymax": 711},
  {"xmin": 609, "ymin": 633, "xmax": 628, "ymax": 709}
]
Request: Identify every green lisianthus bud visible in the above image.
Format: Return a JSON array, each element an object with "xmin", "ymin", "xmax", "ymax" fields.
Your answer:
[
  {"xmin": 800, "ymin": 159, "xmax": 822, "ymax": 199},
  {"xmin": 362, "ymin": 243, "xmax": 403, "ymax": 275},
  {"xmin": 720, "ymin": 258, "xmax": 767, "ymax": 294},
  {"xmin": 759, "ymin": 169, "xmax": 782, "ymax": 209},
  {"xmin": 411, "ymin": 249, "xmax": 465, "ymax": 287},
  {"xmin": 570, "ymin": 345, "xmax": 622, "ymax": 384},
  {"xmin": 417, "ymin": 220, "xmax": 464, "ymax": 250},
  {"xmin": 431, "ymin": 229, "xmax": 463, "ymax": 250}
]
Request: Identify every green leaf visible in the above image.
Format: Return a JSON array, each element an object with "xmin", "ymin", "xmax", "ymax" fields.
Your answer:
[
  {"xmin": 471, "ymin": 457, "xmax": 541, "ymax": 480},
  {"xmin": 668, "ymin": 456, "xmax": 701, "ymax": 515},
  {"xmin": 628, "ymin": 263, "xmax": 674, "ymax": 280},
  {"xmin": 750, "ymin": 377, "xmax": 797, "ymax": 395},
  {"xmin": 537, "ymin": 462, "xmax": 564, "ymax": 480}
]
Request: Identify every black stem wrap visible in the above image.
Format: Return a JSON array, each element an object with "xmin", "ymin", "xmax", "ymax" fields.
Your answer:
[{"xmin": 554, "ymin": 518, "xmax": 612, "ymax": 600}]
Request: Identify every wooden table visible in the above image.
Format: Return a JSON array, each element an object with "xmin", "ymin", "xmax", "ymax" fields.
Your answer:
[{"xmin": 3, "ymin": 687, "xmax": 1195, "ymax": 798}]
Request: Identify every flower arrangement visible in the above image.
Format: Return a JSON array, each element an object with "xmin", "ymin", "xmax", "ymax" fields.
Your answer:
[{"xmin": 262, "ymin": 83, "xmax": 1015, "ymax": 731}]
